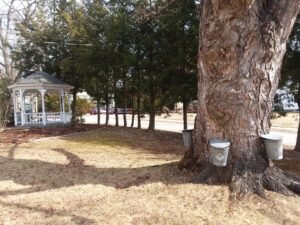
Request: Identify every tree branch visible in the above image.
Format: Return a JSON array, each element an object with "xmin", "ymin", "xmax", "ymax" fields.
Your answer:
[
  {"xmin": 134, "ymin": 0, "xmax": 179, "ymax": 23},
  {"xmin": 268, "ymin": 0, "xmax": 300, "ymax": 42}
]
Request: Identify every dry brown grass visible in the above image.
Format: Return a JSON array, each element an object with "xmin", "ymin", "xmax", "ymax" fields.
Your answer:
[
  {"xmin": 0, "ymin": 126, "xmax": 300, "ymax": 225},
  {"xmin": 271, "ymin": 112, "xmax": 299, "ymax": 128},
  {"xmin": 158, "ymin": 112, "xmax": 299, "ymax": 128}
]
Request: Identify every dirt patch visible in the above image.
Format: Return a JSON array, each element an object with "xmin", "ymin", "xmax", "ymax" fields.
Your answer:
[{"xmin": 0, "ymin": 124, "xmax": 100, "ymax": 144}]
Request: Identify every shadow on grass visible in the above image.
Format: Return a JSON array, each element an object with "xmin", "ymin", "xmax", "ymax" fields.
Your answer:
[
  {"xmin": 0, "ymin": 148, "xmax": 190, "ymax": 197},
  {"xmin": 0, "ymin": 199, "xmax": 96, "ymax": 225},
  {"xmin": 274, "ymin": 150, "xmax": 300, "ymax": 179},
  {"xmin": 59, "ymin": 126, "xmax": 185, "ymax": 156},
  {"xmin": 0, "ymin": 145, "xmax": 191, "ymax": 225}
]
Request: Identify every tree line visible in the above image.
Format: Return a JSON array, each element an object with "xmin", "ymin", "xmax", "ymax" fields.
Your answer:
[{"xmin": 11, "ymin": 0, "xmax": 199, "ymax": 130}]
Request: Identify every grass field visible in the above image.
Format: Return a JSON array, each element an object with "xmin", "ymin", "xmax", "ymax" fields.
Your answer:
[
  {"xmin": 156, "ymin": 112, "xmax": 299, "ymax": 129},
  {"xmin": 0, "ymin": 127, "xmax": 300, "ymax": 225}
]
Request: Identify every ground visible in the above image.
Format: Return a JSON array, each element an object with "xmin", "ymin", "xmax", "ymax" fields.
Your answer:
[
  {"xmin": 0, "ymin": 126, "xmax": 300, "ymax": 225},
  {"xmin": 1, "ymin": 124, "xmax": 99, "ymax": 144},
  {"xmin": 271, "ymin": 112, "xmax": 299, "ymax": 129}
]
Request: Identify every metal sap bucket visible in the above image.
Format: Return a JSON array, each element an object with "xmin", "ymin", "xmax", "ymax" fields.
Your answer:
[
  {"xmin": 261, "ymin": 134, "xmax": 283, "ymax": 160},
  {"xmin": 182, "ymin": 129, "xmax": 193, "ymax": 147},
  {"xmin": 210, "ymin": 139, "xmax": 230, "ymax": 167}
]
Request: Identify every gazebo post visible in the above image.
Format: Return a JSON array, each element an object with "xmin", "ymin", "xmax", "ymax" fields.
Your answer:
[
  {"xmin": 41, "ymin": 89, "xmax": 46, "ymax": 126},
  {"xmin": 68, "ymin": 93, "xmax": 71, "ymax": 114},
  {"xmin": 60, "ymin": 89, "xmax": 66, "ymax": 123},
  {"xmin": 20, "ymin": 89, "xmax": 25, "ymax": 125}
]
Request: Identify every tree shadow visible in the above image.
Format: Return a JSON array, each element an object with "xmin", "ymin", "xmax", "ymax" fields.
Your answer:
[
  {"xmin": 0, "ymin": 148, "xmax": 190, "ymax": 197},
  {"xmin": 0, "ymin": 199, "xmax": 96, "ymax": 225},
  {"xmin": 59, "ymin": 126, "xmax": 185, "ymax": 156},
  {"xmin": 274, "ymin": 149, "xmax": 300, "ymax": 179},
  {"xmin": 8, "ymin": 143, "xmax": 19, "ymax": 160}
]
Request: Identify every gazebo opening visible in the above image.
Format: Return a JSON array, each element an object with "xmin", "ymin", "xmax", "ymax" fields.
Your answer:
[{"xmin": 8, "ymin": 71, "xmax": 73, "ymax": 126}]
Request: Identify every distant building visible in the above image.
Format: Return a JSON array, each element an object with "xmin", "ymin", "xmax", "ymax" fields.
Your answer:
[{"xmin": 276, "ymin": 88, "xmax": 299, "ymax": 111}]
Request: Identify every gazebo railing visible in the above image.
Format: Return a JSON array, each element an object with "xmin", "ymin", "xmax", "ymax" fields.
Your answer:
[
  {"xmin": 17, "ymin": 112, "xmax": 71, "ymax": 125},
  {"xmin": 24, "ymin": 112, "xmax": 43, "ymax": 124},
  {"xmin": 46, "ymin": 112, "xmax": 61, "ymax": 123},
  {"xmin": 16, "ymin": 112, "xmax": 22, "ymax": 125}
]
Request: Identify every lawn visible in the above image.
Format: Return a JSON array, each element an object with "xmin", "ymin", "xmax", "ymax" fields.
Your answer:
[
  {"xmin": 271, "ymin": 112, "xmax": 299, "ymax": 129},
  {"xmin": 0, "ymin": 126, "xmax": 300, "ymax": 225}
]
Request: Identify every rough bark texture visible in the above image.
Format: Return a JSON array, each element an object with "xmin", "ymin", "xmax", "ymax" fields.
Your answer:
[
  {"xmin": 96, "ymin": 98, "xmax": 100, "ymax": 126},
  {"xmin": 180, "ymin": 0, "xmax": 300, "ymax": 197},
  {"xmin": 123, "ymin": 69, "xmax": 128, "ymax": 128},
  {"xmin": 105, "ymin": 93, "xmax": 110, "ymax": 126},
  {"xmin": 295, "ymin": 80, "xmax": 300, "ymax": 151},
  {"xmin": 113, "ymin": 78, "xmax": 119, "ymax": 127},
  {"xmin": 148, "ymin": 66, "xmax": 156, "ymax": 130},
  {"xmin": 0, "ymin": 79, "xmax": 10, "ymax": 131},
  {"xmin": 183, "ymin": 100, "xmax": 188, "ymax": 130},
  {"xmin": 70, "ymin": 88, "xmax": 78, "ymax": 127},
  {"xmin": 131, "ymin": 95, "xmax": 135, "ymax": 128}
]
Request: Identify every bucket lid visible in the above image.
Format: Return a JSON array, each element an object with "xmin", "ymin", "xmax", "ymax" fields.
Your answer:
[
  {"xmin": 260, "ymin": 133, "xmax": 282, "ymax": 141},
  {"xmin": 210, "ymin": 139, "xmax": 230, "ymax": 149}
]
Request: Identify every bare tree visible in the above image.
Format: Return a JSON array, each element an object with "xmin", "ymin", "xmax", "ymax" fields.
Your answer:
[{"xmin": 0, "ymin": 0, "xmax": 40, "ymax": 130}]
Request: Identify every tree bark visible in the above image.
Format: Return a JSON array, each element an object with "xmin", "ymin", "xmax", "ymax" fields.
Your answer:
[
  {"xmin": 137, "ymin": 69, "xmax": 142, "ymax": 129},
  {"xmin": 148, "ymin": 53, "xmax": 156, "ymax": 131},
  {"xmin": 0, "ymin": 78, "xmax": 10, "ymax": 131},
  {"xmin": 136, "ymin": 43, "xmax": 142, "ymax": 129},
  {"xmin": 70, "ymin": 87, "xmax": 78, "ymax": 127},
  {"xmin": 183, "ymin": 100, "xmax": 188, "ymax": 130},
  {"xmin": 104, "ymin": 72, "xmax": 110, "ymax": 126},
  {"xmin": 148, "ymin": 73, "xmax": 155, "ymax": 130},
  {"xmin": 295, "ymin": 79, "xmax": 300, "ymax": 151},
  {"xmin": 113, "ymin": 75, "xmax": 119, "ymax": 127},
  {"xmin": 96, "ymin": 98, "xmax": 100, "ymax": 126},
  {"xmin": 131, "ymin": 95, "xmax": 135, "ymax": 128},
  {"xmin": 105, "ymin": 92, "xmax": 110, "ymax": 126},
  {"xmin": 123, "ymin": 71, "xmax": 127, "ymax": 127},
  {"xmin": 180, "ymin": 0, "xmax": 300, "ymax": 197},
  {"xmin": 114, "ymin": 105, "xmax": 119, "ymax": 127}
]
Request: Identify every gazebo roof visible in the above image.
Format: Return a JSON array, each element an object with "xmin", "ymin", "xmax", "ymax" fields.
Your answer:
[{"xmin": 8, "ymin": 71, "xmax": 73, "ymax": 90}]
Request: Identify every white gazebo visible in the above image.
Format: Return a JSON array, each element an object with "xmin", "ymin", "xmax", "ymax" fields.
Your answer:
[{"xmin": 8, "ymin": 71, "xmax": 73, "ymax": 126}]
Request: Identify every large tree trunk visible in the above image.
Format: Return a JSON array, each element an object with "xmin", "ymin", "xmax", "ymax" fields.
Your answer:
[{"xmin": 180, "ymin": 0, "xmax": 300, "ymax": 197}]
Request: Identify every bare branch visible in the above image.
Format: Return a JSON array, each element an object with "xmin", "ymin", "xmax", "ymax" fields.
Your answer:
[
  {"xmin": 134, "ymin": 0, "xmax": 179, "ymax": 23},
  {"xmin": 4, "ymin": 0, "xmax": 15, "ymax": 41}
]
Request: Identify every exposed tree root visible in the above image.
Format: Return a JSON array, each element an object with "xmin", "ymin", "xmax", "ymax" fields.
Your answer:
[
  {"xmin": 179, "ymin": 149, "xmax": 300, "ymax": 198},
  {"xmin": 178, "ymin": 146, "xmax": 198, "ymax": 170}
]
